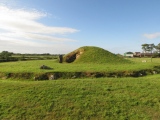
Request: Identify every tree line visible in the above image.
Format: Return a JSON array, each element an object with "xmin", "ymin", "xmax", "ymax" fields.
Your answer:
[
  {"xmin": 0, "ymin": 51, "xmax": 61, "ymax": 62},
  {"xmin": 141, "ymin": 43, "xmax": 160, "ymax": 57}
]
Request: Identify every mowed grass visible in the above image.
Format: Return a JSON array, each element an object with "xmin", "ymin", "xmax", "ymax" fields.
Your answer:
[
  {"xmin": 1, "ymin": 75, "xmax": 160, "ymax": 120},
  {"xmin": 0, "ymin": 58, "xmax": 160, "ymax": 73}
]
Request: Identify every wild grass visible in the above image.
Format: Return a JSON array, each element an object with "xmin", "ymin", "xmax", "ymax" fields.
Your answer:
[
  {"xmin": 0, "ymin": 58, "xmax": 160, "ymax": 73},
  {"xmin": 1, "ymin": 75, "xmax": 160, "ymax": 119}
]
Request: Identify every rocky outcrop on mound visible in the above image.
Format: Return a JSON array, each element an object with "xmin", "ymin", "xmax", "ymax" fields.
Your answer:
[{"xmin": 63, "ymin": 48, "xmax": 84, "ymax": 63}]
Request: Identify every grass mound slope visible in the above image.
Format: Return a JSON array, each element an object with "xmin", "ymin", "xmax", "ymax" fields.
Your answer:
[{"xmin": 63, "ymin": 46, "xmax": 131, "ymax": 64}]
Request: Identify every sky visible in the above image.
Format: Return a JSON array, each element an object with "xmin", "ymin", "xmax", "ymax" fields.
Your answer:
[{"xmin": 0, "ymin": 0, "xmax": 160, "ymax": 54}]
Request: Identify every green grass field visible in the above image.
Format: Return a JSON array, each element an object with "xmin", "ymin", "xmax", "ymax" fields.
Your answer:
[
  {"xmin": 0, "ymin": 56, "xmax": 160, "ymax": 119},
  {"xmin": 0, "ymin": 58, "xmax": 159, "ymax": 73},
  {"xmin": 1, "ymin": 75, "xmax": 160, "ymax": 120},
  {"xmin": 0, "ymin": 57, "xmax": 159, "ymax": 80}
]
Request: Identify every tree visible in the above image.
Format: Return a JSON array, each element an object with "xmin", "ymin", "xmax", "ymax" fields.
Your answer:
[
  {"xmin": 147, "ymin": 44, "xmax": 155, "ymax": 62},
  {"xmin": 155, "ymin": 43, "xmax": 160, "ymax": 53},
  {"xmin": 141, "ymin": 44, "xmax": 149, "ymax": 57},
  {"xmin": 147, "ymin": 44, "xmax": 155, "ymax": 54},
  {"xmin": 0, "ymin": 51, "xmax": 13, "ymax": 61}
]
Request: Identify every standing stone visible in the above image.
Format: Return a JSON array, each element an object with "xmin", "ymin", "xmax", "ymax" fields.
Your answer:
[{"xmin": 59, "ymin": 55, "xmax": 63, "ymax": 63}]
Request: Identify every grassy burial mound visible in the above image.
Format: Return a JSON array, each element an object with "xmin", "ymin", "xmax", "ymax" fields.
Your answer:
[{"xmin": 63, "ymin": 46, "xmax": 131, "ymax": 64}]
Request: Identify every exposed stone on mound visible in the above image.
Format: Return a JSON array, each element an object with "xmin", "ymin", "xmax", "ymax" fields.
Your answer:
[{"xmin": 63, "ymin": 48, "xmax": 84, "ymax": 63}]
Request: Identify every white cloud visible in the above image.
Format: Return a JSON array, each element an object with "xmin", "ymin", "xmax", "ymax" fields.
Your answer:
[
  {"xmin": 0, "ymin": 39, "xmax": 78, "ymax": 54},
  {"xmin": 0, "ymin": 36, "xmax": 39, "ymax": 47},
  {"xmin": 0, "ymin": 5, "xmax": 78, "ymax": 34},
  {"xmin": 0, "ymin": 5, "xmax": 79, "ymax": 53},
  {"xmin": 0, "ymin": 32, "xmax": 76, "ymax": 42},
  {"xmin": 23, "ymin": 33, "xmax": 77, "ymax": 42},
  {"xmin": 143, "ymin": 32, "xmax": 160, "ymax": 39}
]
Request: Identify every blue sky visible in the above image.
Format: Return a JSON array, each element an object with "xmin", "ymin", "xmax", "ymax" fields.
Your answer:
[{"xmin": 0, "ymin": 0, "xmax": 160, "ymax": 54}]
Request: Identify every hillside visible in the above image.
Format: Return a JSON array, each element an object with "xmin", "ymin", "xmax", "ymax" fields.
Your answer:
[{"xmin": 63, "ymin": 46, "xmax": 131, "ymax": 64}]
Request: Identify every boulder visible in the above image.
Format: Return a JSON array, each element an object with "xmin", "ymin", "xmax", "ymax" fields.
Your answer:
[{"xmin": 40, "ymin": 65, "xmax": 52, "ymax": 69}]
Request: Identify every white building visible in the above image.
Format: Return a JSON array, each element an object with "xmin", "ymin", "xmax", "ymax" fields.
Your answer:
[{"xmin": 124, "ymin": 52, "xmax": 134, "ymax": 57}]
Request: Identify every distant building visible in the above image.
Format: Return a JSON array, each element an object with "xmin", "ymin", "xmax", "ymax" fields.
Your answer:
[
  {"xmin": 124, "ymin": 52, "xmax": 134, "ymax": 57},
  {"xmin": 133, "ymin": 52, "xmax": 141, "ymax": 57},
  {"xmin": 124, "ymin": 52, "xmax": 153, "ymax": 58}
]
